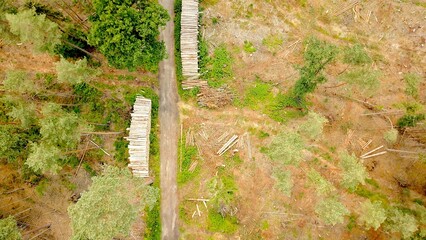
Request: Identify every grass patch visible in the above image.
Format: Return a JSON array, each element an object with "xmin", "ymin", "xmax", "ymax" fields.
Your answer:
[
  {"xmin": 35, "ymin": 178, "xmax": 49, "ymax": 196},
  {"xmin": 205, "ymin": 45, "xmax": 233, "ymax": 87},
  {"xmin": 207, "ymin": 210, "xmax": 238, "ymax": 234},
  {"xmin": 272, "ymin": 169, "xmax": 293, "ymax": 197},
  {"xmin": 342, "ymin": 44, "xmax": 372, "ymax": 65},
  {"xmin": 243, "ymin": 79, "xmax": 275, "ymax": 110},
  {"xmin": 339, "ymin": 68, "xmax": 381, "ymax": 96},
  {"xmin": 353, "ymin": 185, "xmax": 389, "ymax": 206},
  {"xmin": 144, "ymin": 203, "xmax": 161, "ymax": 240},
  {"xmin": 262, "ymin": 33, "xmax": 284, "ymax": 53},
  {"xmin": 113, "ymin": 137, "xmax": 129, "ymax": 165},
  {"xmin": 404, "ymin": 73, "xmax": 421, "ymax": 99},
  {"xmin": 178, "ymin": 143, "xmax": 200, "ymax": 184},
  {"xmin": 243, "ymin": 40, "xmax": 256, "ymax": 53}
]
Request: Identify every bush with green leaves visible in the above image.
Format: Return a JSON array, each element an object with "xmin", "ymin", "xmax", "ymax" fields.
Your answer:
[
  {"xmin": 315, "ymin": 197, "xmax": 349, "ymax": 225},
  {"xmin": 339, "ymin": 68, "xmax": 381, "ymax": 96},
  {"xmin": 299, "ymin": 111, "xmax": 328, "ymax": 139},
  {"xmin": 0, "ymin": 216, "xmax": 22, "ymax": 240},
  {"xmin": 384, "ymin": 128, "xmax": 398, "ymax": 144},
  {"xmin": 385, "ymin": 207, "xmax": 418, "ymax": 239},
  {"xmin": 56, "ymin": 57, "xmax": 99, "ymax": 85},
  {"xmin": 288, "ymin": 37, "xmax": 338, "ymax": 107},
  {"xmin": 88, "ymin": 0, "xmax": 169, "ymax": 71},
  {"xmin": 339, "ymin": 151, "xmax": 368, "ymax": 190},
  {"xmin": 6, "ymin": 9, "xmax": 61, "ymax": 53},
  {"xmin": 307, "ymin": 169, "xmax": 335, "ymax": 196},
  {"xmin": 267, "ymin": 132, "xmax": 305, "ymax": 166},
  {"xmin": 404, "ymin": 73, "xmax": 421, "ymax": 98},
  {"xmin": 359, "ymin": 200, "xmax": 387, "ymax": 230},
  {"xmin": 68, "ymin": 166, "xmax": 159, "ymax": 240},
  {"xmin": 272, "ymin": 169, "xmax": 293, "ymax": 197},
  {"xmin": 342, "ymin": 44, "xmax": 372, "ymax": 65}
]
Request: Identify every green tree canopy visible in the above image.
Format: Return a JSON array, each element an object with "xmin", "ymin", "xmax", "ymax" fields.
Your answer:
[
  {"xmin": 5, "ymin": 9, "xmax": 61, "ymax": 53},
  {"xmin": 88, "ymin": 0, "xmax": 169, "ymax": 71},
  {"xmin": 359, "ymin": 200, "xmax": 387, "ymax": 230},
  {"xmin": 68, "ymin": 166, "xmax": 159, "ymax": 240},
  {"xmin": 0, "ymin": 216, "xmax": 22, "ymax": 240},
  {"xmin": 56, "ymin": 57, "xmax": 99, "ymax": 85}
]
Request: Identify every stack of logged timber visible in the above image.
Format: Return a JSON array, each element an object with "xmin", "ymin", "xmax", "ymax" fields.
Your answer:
[
  {"xmin": 181, "ymin": 0, "xmax": 201, "ymax": 85},
  {"xmin": 125, "ymin": 96, "xmax": 151, "ymax": 178}
]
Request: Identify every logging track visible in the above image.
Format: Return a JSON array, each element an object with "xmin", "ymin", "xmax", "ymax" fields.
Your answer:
[{"xmin": 158, "ymin": 0, "xmax": 179, "ymax": 239}]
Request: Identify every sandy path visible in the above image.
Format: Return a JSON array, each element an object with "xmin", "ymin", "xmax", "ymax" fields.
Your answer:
[{"xmin": 158, "ymin": 0, "xmax": 179, "ymax": 239}]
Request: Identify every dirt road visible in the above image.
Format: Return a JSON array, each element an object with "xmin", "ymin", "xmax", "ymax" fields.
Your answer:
[{"xmin": 158, "ymin": 0, "xmax": 179, "ymax": 239}]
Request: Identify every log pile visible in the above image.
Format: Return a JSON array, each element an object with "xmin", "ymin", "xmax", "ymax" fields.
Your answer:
[
  {"xmin": 125, "ymin": 96, "xmax": 152, "ymax": 178},
  {"xmin": 181, "ymin": 0, "xmax": 199, "ymax": 80},
  {"xmin": 197, "ymin": 86, "xmax": 233, "ymax": 109}
]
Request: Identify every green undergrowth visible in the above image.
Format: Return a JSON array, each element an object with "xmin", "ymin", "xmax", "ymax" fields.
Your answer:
[
  {"xmin": 204, "ymin": 45, "xmax": 233, "ymax": 87},
  {"xmin": 178, "ymin": 142, "xmax": 200, "ymax": 185},
  {"xmin": 207, "ymin": 210, "xmax": 238, "ymax": 234}
]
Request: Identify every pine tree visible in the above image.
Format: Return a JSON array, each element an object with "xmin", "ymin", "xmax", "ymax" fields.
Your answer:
[
  {"xmin": 299, "ymin": 111, "xmax": 328, "ymax": 139},
  {"xmin": 385, "ymin": 207, "xmax": 418, "ymax": 239},
  {"xmin": 268, "ymin": 132, "xmax": 305, "ymax": 166},
  {"xmin": 3, "ymin": 70, "xmax": 38, "ymax": 95},
  {"xmin": 68, "ymin": 166, "xmax": 159, "ymax": 240},
  {"xmin": 359, "ymin": 200, "xmax": 387, "ymax": 230},
  {"xmin": 7, "ymin": 101, "xmax": 36, "ymax": 129},
  {"xmin": 0, "ymin": 216, "xmax": 22, "ymax": 240},
  {"xmin": 39, "ymin": 103, "xmax": 81, "ymax": 149},
  {"xmin": 26, "ymin": 142, "xmax": 62, "ymax": 174},
  {"xmin": 5, "ymin": 9, "xmax": 61, "ymax": 53},
  {"xmin": 339, "ymin": 151, "xmax": 368, "ymax": 190},
  {"xmin": 272, "ymin": 169, "xmax": 293, "ymax": 197},
  {"xmin": 56, "ymin": 57, "xmax": 99, "ymax": 85},
  {"xmin": 307, "ymin": 169, "xmax": 335, "ymax": 196},
  {"xmin": 315, "ymin": 198, "xmax": 349, "ymax": 225}
]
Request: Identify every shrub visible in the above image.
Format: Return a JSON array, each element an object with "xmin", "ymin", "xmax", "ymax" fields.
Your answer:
[
  {"xmin": 315, "ymin": 198, "xmax": 349, "ymax": 225},
  {"xmin": 383, "ymin": 129, "xmax": 398, "ymax": 144},
  {"xmin": 244, "ymin": 80, "xmax": 274, "ymax": 110},
  {"xmin": 404, "ymin": 73, "xmax": 421, "ymax": 98},
  {"xmin": 272, "ymin": 169, "xmax": 293, "ymax": 197},
  {"xmin": 339, "ymin": 151, "xmax": 368, "ymax": 190},
  {"xmin": 299, "ymin": 111, "xmax": 328, "ymax": 139},
  {"xmin": 397, "ymin": 114, "xmax": 425, "ymax": 128},
  {"xmin": 343, "ymin": 44, "xmax": 372, "ymax": 65},
  {"xmin": 359, "ymin": 200, "xmax": 387, "ymax": 230},
  {"xmin": 0, "ymin": 216, "xmax": 22, "ymax": 240},
  {"xmin": 267, "ymin": 132, "xmax": 305, "ymax": 166},
  {"xmin": 307, "ymin": 169, "xmax": 335, "ymax": 196}
]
